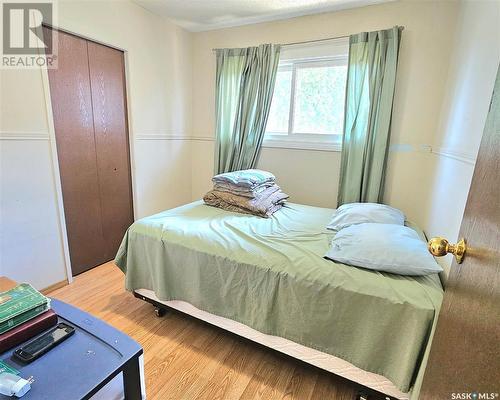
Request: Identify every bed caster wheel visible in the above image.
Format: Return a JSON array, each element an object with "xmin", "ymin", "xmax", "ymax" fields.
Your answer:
[
  {"xmin": 357, "ymin": 392, "xmax": 369, "ymax": 400},
  {"xmin": 154, "ymin": 307, "xmax": 166, "ymax": 318}
]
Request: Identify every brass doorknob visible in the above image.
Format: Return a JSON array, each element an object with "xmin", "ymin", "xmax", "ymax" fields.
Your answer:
[{"xmin": 427, "ymin": 237, "xmax": 467, "ymax": 264}]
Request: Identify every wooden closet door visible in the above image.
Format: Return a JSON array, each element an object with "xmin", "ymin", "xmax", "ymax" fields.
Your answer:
[
  {"xmin": 45, "ymin": 28, "xmax": 107, "ymax": 274},
  {"xmin": 87, "ymin": 42, "xmax": 134, "ymax": 261}
]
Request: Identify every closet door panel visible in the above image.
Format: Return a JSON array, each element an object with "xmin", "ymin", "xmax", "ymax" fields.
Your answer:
[
  {"xmin": 45, "ymin": 28, "xmax": 107, "ymax": 274},
  {"xmin": 87, "ymin": 42, "xmax": 134, "ymax": 259}
]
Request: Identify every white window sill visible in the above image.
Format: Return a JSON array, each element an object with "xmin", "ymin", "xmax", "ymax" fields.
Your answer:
[{"xmin": 262, "ymin": 138, "xmax": 342, "ymax": 152}]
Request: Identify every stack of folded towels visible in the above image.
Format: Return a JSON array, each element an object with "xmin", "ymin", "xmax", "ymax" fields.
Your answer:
[{"xmin": 203, "ymin": 169, "xmax": 289, "ymax": 217}]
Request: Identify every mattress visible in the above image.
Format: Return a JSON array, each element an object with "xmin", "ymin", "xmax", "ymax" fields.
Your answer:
[{"xmin": 115, "ymin": 201, "xmax": 443, "ymax": 395}]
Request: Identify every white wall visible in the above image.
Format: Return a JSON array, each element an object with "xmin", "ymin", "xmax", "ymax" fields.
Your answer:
[
  {"xmin": 0, "ymin": 0, "xmax": 193, "ymax": 289},
  {"xmin": 190, "ymin": 0, "xmax": 460, "ymax": 218},
  {"xmin": 258, "ymin": 148, "xmax": 341, "ymax": 208},
  {"xmin": 422, "ymin": 0, "xmax": 500, "ymax": 273}
]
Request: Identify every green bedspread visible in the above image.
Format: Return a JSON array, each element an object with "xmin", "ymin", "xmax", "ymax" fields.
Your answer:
[{"xmin": 115, "ymin": 201, "xmax": 443, "ymax": 394}]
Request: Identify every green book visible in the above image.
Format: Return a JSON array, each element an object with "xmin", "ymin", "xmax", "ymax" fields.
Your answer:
[
  {"xmin": 0, "ymin": 283, "xmax": 51, "ymax": 334},
  {"xmin": 0, "ymin": 360, "xmax": 19, "ymax": 375}
]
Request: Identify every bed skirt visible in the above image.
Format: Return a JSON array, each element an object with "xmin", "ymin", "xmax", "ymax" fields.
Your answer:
[{"xmin": 134, "ymin": 288, "xmax": 408, "ymax": 400}]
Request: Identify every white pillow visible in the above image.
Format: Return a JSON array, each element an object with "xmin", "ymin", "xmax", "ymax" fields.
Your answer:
[
  {"xmin": 324, "ymin": 223, "xmax": 443, "ymax": 276},
  {"xmin": 326, "ymin": 202, "xmax": 405, "ymax": 231}
]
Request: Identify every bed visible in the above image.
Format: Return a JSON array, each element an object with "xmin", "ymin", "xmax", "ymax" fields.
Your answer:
[{"xmin": 115, "ymin": 201, "xmax": 443, "ymax": 399}]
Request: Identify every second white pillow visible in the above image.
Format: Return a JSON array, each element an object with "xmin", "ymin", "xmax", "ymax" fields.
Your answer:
[{"xmin": 326, "ymin": 202, "xmax": 405, "ymax": 231}]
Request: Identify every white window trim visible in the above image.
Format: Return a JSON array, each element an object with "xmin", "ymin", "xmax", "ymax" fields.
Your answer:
[
  {"xmin": 264, "ymin": 55, "xmax": 348, "ymax": 152},
  {"xmin": 263, "ymin": 135, "xmax": 344, "ymax": 153}
]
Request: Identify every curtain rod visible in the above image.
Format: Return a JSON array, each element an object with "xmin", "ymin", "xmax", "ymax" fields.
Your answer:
[
  {"xmin": 211, "ymin": 35, "xmax": 347, "ymax": 51},
  {"xmin": 211, "ymin": 26, "xmax": 404, "ymax": 51},
  {"xmin": 280, "ymin": 34, "xmax": 349, "ymax": 48}
]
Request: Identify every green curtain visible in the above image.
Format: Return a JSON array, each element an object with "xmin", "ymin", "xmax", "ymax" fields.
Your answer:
[
  {"xmin": 214, "ymin": 44, "xmax": 281, "ymax": 174},
  {"xmin": 337, "ymin": 27, "xmax": 402, "ymax": 206}
]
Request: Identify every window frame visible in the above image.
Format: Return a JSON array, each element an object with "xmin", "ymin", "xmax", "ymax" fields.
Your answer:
[{"xmin": 264, "ymin": 55, "xmax": 348, "ymax": 152}]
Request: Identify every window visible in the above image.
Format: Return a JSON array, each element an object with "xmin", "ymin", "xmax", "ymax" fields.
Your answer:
[{"xmin": 264, "ymin": 39, "xmax": 348, "ymax": 151}]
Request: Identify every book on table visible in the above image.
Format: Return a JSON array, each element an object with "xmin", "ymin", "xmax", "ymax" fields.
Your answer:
[
  {"xmin": 0, "ymin": 283, "xmax": 51, "ymax": 335},
  {"xmin": 0, "ymin": 309, "xmax": 58, "ymax": 353}
]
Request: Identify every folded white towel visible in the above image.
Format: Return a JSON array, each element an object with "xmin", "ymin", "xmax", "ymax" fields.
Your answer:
[{"xmin": 212, "ymin": 169, "xmax": 275, "ymax": 189}]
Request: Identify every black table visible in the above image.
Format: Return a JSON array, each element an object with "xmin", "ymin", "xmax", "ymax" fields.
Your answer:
[{"xmin": 0, "ymin": 299, "xmax": 144, "ymax": 400}]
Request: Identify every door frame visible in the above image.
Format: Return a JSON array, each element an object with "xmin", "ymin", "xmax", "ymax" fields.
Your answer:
[{"xmin": 38, "ymin": 23, "xmax": 137, "ymax": 283}]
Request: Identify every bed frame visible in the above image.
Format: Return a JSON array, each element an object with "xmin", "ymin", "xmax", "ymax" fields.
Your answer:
[{"xmin": 133, "ymin": 289, "xmax": 408, "ymax": 400}]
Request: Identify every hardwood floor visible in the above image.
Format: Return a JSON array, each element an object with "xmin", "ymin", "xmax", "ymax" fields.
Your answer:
[{"xmin": 49, "ymin": 262, "xmax": 363, "ymax": 400}]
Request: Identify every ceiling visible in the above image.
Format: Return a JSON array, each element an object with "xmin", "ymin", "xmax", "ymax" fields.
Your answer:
[{"xmin": 133, "ymin": 0, "xmax": 392, "ymax": 32}]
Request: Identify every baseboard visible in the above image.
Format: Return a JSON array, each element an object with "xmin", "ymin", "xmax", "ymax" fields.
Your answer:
[{"xmin": 41, "ymin": 279, "xmax": 69, "ymax": 294}]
